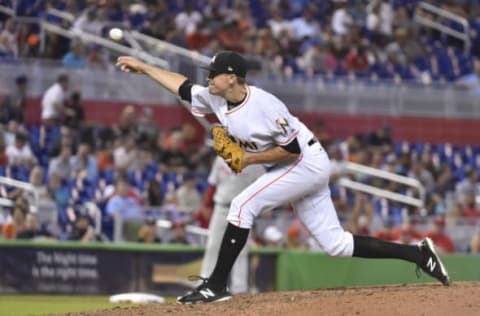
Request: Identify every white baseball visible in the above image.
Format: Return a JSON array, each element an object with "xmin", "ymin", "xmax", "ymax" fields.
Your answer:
[{"xmin": 109, "ymin": 28, "xmax": 123, "ymax": 41}]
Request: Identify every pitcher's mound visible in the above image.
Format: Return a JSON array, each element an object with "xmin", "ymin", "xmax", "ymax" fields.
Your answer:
[{"xmin": 75, "ymin": 282, "xmax": 480, "ymax": 316}]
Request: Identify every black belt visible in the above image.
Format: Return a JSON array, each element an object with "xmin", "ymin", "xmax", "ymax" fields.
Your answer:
[{"xmin": 308, "ymin": 138, "xmax": 318, "ymax": 146}]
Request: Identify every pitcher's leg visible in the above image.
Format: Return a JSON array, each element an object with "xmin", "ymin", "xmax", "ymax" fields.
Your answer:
[{"xmin": 294, "ymin": 189, "xmax": 354, "ymax": 257}]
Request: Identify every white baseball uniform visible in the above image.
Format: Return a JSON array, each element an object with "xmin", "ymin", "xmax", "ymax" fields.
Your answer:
[
  {"xmin": 191, "ymin": 84, "xmax": 354, "ymax": 257},
  {"xmin": 200, "ymin": 157, "xmax": 264, "ymax": 293}
]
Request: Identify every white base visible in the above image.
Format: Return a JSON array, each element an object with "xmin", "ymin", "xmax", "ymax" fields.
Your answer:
[{"xmin": 109, "ymin": 293, "xmax": 165, "ymax": 304}]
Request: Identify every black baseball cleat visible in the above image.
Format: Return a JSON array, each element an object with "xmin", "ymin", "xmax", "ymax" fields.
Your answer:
[
  {"xmin": 177, "ymin": 277, "xmax": 232, "ymax": 304},
  {"xmin": 416, "ymin": 237, "xmax": 450, "ymax": 286}
]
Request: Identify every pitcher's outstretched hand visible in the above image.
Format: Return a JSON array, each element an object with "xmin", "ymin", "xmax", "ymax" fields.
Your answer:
[{"xmin": 116, "ymin": 56, "xmax": 146, "ymax": 74}]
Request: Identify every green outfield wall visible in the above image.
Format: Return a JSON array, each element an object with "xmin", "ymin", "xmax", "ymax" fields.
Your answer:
[
  {"xmin": 276, "ymin": 251, "xmax": 480, "ymax": 290},
  {"xmin": 0, "ymin": 241, "xmax": 478, "ymax": 294}
]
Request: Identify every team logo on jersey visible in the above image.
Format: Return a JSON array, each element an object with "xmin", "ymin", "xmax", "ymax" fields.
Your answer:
[
  {"xmin": 276, "ymin": 118, "xmax": 290, "ymax": 136},
  {"xmin": 230, "ymin": 135, "xmax": 258, "ymax": 151}
]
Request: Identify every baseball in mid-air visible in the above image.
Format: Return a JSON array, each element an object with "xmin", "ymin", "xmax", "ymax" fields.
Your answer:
[{"xmin": 109, "ymin": 28, "xmax": 123, "ymax": 41}]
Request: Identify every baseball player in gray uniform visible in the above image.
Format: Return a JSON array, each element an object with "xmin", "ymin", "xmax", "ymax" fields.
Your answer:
[
  {"xmin": 200, "ymin": 156, "xmax": 264, "ymax": 294},
  {"xmin": 116, "ymin": 51, "xmax": 450, "ymax": 304}
]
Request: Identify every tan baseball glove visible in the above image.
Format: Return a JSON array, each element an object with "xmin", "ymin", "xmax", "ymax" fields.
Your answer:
[{"xmin": 212, "ymin": 126, "xmax": 244, "ymax": 173}]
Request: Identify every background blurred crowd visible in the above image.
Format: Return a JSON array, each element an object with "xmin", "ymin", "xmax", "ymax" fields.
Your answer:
[
  {"xmin": 1, "ymin": 0, "xmax": 480, "ymax": 85},
  {"xmin": 0, "ymin": 0, "xmax": 480, "ymax": 255}
]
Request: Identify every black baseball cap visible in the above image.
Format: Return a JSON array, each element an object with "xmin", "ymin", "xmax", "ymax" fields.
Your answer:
[{"xmin": 202, "ymin": 51, "xmax": 247, "ymax": 78}]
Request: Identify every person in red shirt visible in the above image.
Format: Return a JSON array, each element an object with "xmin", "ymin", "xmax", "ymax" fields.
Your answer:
[
  {"xmin": 344, "ymin": 45, "xmax": 369, "ymax": 74},
  {"xmin": 372, "ymin": 218, "xmax": 397, "ymax": 241},
  {"xmin": 424, "ymin": 216, "xmax": 455, "ymax": 254},
  {"xmin": 462, "ymin": 192, "xmax": 480, "ymax": 218},
  {"xmin": 391, "ymin": 220, "xmax": 423, "ymax": 241}
]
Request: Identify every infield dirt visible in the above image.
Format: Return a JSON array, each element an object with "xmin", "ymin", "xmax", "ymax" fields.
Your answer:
[{"xmin": 64, "ymin": 282, "xmax": 479, "ymax": 316}]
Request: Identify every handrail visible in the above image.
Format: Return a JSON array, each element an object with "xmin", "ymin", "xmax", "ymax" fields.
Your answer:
[
  {"xmin": 130, "ymin": 30, "xmax": 211, "ymax": 66},
  {"xmin": 414, "ymin": 1, "xmax": 470, "ymax": 52},
  {"xmin": 338, "ymin": 178, "xmax": 423, "ymax": 208},
  {"xmin": 40, "ymin": 21, "xmax": 170, "ymax": 69},
  {"xmin": 0, "ymin": 176, "xmax": 39, "ymax": 212},
  {"xmin": 156, "ymin": 219, "xmax": 208, "ymax": 237},
  {"xmin": 338, "ymin": 161, "xmax": 425, "ymax": 208},
  {"xmin": 47, "ymin": 8, "xmax": 74, "ymax": 22},
  {"xmin": 0, "ymin": 4, "xmax": 13, "ymax": 16},
  {"xmin": 345, "ymin": 161, "xmax": 425, "ymax": 202}
]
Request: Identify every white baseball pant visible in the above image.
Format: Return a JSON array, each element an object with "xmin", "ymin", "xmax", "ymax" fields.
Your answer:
[{"xmin": 226, "ymin": 142, "xmax": 354, "ymax": 257}]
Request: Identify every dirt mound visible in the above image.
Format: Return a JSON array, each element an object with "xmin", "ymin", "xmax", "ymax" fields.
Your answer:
[{"xmin": 70, "ymin": 282, "xmax": 480, "ymax": 316}]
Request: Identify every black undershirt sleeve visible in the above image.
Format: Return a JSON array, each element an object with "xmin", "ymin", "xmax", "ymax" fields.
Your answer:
[
  {"xmin": 178, "ymin": 79, "xmax": 193, "ymax": 102},
  {"xmin": 281, "ymin": 137, "xmax": 301, "ymax": 154}
]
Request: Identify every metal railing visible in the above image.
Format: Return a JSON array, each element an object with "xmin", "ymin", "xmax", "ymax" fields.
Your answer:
[
  {"xmin": 0, "ymin": 176, "xmax": 39, "ymax": 213},
  {"xmin": 0, "ymin": 4, "xmax": 13, "ymax": 16},
  {"xmin": 414, "ymin": 1, "xmax": 471, "ymax": 53},
  {"xmin": 338, "ymin": 162, "xmax": 426, "ymax": 209}
]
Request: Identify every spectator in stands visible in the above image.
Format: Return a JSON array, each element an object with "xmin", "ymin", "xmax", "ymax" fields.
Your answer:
[
  {"xmin": 106, "ymin": 177, "xmax": 142, "ymax": 219},
  {"xmin": 48, "ymin": 126, "xmax": 75, "ymax": 158},
  {"xmin": 41, "ymin": 74, "xmax": 70, "ymax": 126},
  {"xmin": 366, "ymin": 0, "xmax": 393, "ymax": 43},
  {"xmin": 0, "ymin": 131, "xmax": 7, "ymax": 167},
  {"xmin": 469, "ymin": 231, "xmax": 480, "ymax": 254},
  {"xmin": 168, "ymin": 221, "xmax": 191, "ymax": 245},
  {"xmin": 67, "ymin": 214, "xmax": 95, "ymax": 242},
  {"xmin": 267, "ymin": 7, "xmax": 293, "ymax": 39},
  {"xmin": 461, "ymin": 191, "xmax": 480, "ymax": 218},
  {"xmin": 456, "ymin": 58, "xmax": 480, "ymax": 96},
  {"xmin": 344, "ymin": 45, "xmax": 370, "ymax": 75},
  {"xmin": 231, "ymin": 1, "xmax": 255, "ymax": 36},
  {"xmin": 47, "ymin": 171, "xmax": 70, "ymax": 214},
  {"xmin": 456, "ymin": 169, "xmax": 480, "ymax": 205},
  {"xmin": 425, "ymin": 215, "xmax": 455, "ymax": 253},
  {"xmin": 176, "ymin": 173, "xmax": 202, "ymax": 214},
  {"xmin": 114, "ymin": 105, "xmax": 137, "ymax": 138},
  {"xmin": 302, "ymin": 43, "xmax": 338, "ymax": 77},
  {"xmin": 70, "ymin": 142, "xmax": 98, "ymax": 183},
  {"xmin": 48, "ymin": 144, "xmax": 72, "ymax": 181},
  {"xmin": 409, "ymin": 160, "xmax": 435, "ymax": 194},
  {"xmin": 62, "ymin": 41, "xmax": 87, "ymax": 69},
  {"xmin": 158, "ymin": 128, "xmax": 191, "ymax": 173},
  {"xmin": 216, "ymin": 19, "xmax": 247, "ymax": 53},
  {"xmin": 1, "ymin": 205, "xmax": 27, "ymax": 239},
  {"xmin": 113, "ymin": 134, "xmax": 137, "ymax": 172},
  {"xmin": 435, "ymin": 163, "xmax": 455, "ymax": 195},
  {"xmin": 331, "ymin": 1, "xmax": 353, "ymax": 37},
  {"xmin": 72, "ymin": 7, "xmax": 104, "ymax": 36},
  {"xmin": 372, "ymin": 217, "xmax": 396, "ymax": 241},
  {"xmin": 63, "ymin": 91, "xmax": 85, "ymax": 130},
  {"xmin": 0, "ymin": 17, "xmax": 17, "ymax": 57},
  {"xmin": 392, "ymin": 218, "xmax": 424, "ymax": 241},
  {"xmin": 144, "ymin": 179, "xmax": 164, "ymax": 207},
  {"xmin": 289, "ymin": 4, "xmax": 320, "ymax": 41},
  {"xmin": 366, "ymin": 125, "xmax": 393, "ymax": 152},
  {"xmin": 137, "ymin": 217, "xmax": 161, "ymax": 243},
  {"xmin": 86, "ymin": 44, "xmax": 107, "ymax": 68},
  {"xmin": 6, "ymin": 132, "xmax": 37, "ymax": 168},
  {"xmin": 346, "ymin": 192, "xmax": 373, "ymax": 236},
  {"xmin": 430, "ymin": 191, "xmax": 447, "ymax": 215},
  {"xmin": 0, "ymin": 75, "xmax": 28, "ymax": 124},
  {"xmin": 286, "ymin": 225, "xmax": 306, "ymax": 249},
  {"xmin": 96, "ymin": 140, "xmax": 114, "ymax": 173},
  {"xmin": 175, "ymin": 1, "xmax": 203, "ymax": 42},
  {"xmin": 16, "ymin": 212, "xmax": 52, "ymax": 240},
  {"xmin": 25, "ymin": 166, "xmax": 58, "ymax": 224},
  {"xmin": 394, "ymin": 224, "xmax": 419, "ymax": 245}
]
